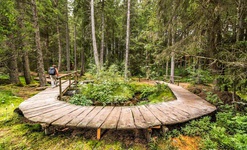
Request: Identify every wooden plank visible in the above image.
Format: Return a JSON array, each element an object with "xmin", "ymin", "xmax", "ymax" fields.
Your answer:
[
  {"xmin": 146, "ymin": 104, "xmax": 175, "ymax": 124},
  {"xmin": 157, "ymin": 102, "xmax": 191, "ymax": 122},
  {"xmin": 117, "ymin": 107, "xmax": 135, "ymax": 129},
  {"xmin": 130, "ymin": 106, "xmax": 149, "ymax": 128},
  {"xmin": 23, "ymin": 102, "xmax": 63, "ymax": 114},
  {"xmin": 52, "ymin": 107, "xmax": 87, "ymax": 126},
  {"xmin": 158, "ymin": 102, "xmax": 190, "ymax": 118},
  {"xmin": 25, "ymin": 103, "xmax": 69, "ymax": 118},
  {"xmin": 19, "ymin": 99, "xmax": 55, "ymax": 110},
  {"xmin": 168, "ymin": 101, "xmax": 203, "ymax": 119},
  {"xmin": 66, "ymin": 106, "xmax": 95, "ymax": 127},
  {"xmin": 101, "ymin": 107, "xmax": 121, "ymax": 129},
  {"xmin": 29, "ymin": 105, "xmax": 78, "ymax": 123},
  {"xmin": 137, "ymin": 105, "xmax": 161, "ymax": 127},
  {"xmin": 87, "ymin": 106, "xmax": 114, "ymax": 128},
  {"xmin": 77, "ymin": 106, "xmax": 104, "ymax": 127}
]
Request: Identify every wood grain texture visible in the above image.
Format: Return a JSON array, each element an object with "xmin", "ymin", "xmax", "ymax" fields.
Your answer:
[
  {"xmin": 101, "ymin": 107, "xmax": 121, "ymax": 129},
  {"xmin": 117, "ymin": 107, "xmax": 135, "ymax": 129}
]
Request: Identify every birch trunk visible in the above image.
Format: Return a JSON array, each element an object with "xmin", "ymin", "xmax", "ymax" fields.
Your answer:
[
  {"xmin": 124, "ymin": 0, "xmax": 131, "ymax": 79},
  {"xmin": 91, "ymin": 0, "xmax": 100, "ymax": 72}
]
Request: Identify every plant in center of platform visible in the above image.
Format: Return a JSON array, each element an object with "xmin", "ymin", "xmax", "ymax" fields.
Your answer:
[{"xmin": 69, "ymin": 79, "xmax": 174, "ymax": 106}]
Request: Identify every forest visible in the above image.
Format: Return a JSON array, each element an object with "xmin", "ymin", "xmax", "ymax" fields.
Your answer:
[{"xmin": 0, "ymin": 0, "xmax": 247, "ymax": 149}]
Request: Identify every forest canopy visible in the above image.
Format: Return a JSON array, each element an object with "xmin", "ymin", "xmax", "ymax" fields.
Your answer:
[{"xmin": 0, "ymin": 0, "xmax": 246, "ymax": 89}]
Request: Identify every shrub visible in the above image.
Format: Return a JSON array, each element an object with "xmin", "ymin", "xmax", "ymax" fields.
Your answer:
[{"xmin": 69, "ymin": 94, "xmax": 93, "ymax": 106}]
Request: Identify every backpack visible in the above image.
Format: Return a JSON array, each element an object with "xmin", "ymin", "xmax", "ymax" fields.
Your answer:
[{"xmin": 49, "ymin": 67, "xmax": 56, "ymax": 75}]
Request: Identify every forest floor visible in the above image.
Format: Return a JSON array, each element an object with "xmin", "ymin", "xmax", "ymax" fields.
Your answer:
[{"xmin": 0, "ymin": 80, "xmax": 215, "ymax": 150}]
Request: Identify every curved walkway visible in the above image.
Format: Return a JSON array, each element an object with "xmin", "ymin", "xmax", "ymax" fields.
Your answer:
[{"xmin": 18, "ymin": 81, "xmax": 216, "ymax": 139}]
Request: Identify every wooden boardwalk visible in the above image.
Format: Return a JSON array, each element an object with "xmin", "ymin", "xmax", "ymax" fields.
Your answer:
[{"xmin": 18, "ymin": 81, "xmax": 216, "ymax": 140}]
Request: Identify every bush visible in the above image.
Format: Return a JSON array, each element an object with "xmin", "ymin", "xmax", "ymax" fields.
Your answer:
[{"xmin": 69, "ymin": 94, "xmax": 93, "ymax": 106}]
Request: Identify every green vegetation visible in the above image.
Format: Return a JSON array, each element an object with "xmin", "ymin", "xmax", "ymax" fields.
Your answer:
[{"xmin": 69, "ymin": 71, "xmax": 174, "ymax": 106}]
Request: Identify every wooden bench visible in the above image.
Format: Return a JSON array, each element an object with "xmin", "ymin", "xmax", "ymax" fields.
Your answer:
[{"xmin": 18, "ymin": 80, "xmax": 216, "ymax": 141}]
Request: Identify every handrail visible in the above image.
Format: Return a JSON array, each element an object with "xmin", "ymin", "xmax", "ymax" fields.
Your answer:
[
  {"xmin": 163, "ymin": 75, "xmax": 182, "ymax": 85},
  {"xmin": 57, "ymin": 71, "xmax": 78, "ymax": 100}
]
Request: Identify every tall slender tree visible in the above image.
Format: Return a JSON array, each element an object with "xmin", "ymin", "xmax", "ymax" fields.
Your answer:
[
  {"xmin": 100, "ymin": 0, "xmax": 105, "ymax": 68},
  {"xmin": 17, "ymin": 0, "xmax": 31, "ymax": 84},
  {"xmin": 66, "ymin": 0, "xmax": 70, "ymax": 71},
  {"xmin": 125, "ymin": 0, "xmax": 131, "ymax": 79},
  {"xmin": 91, "ymin": 0, "xmax": 100, "ymax": 72},
  {"xmin": 31, "ymin": 0, "xmax": 46, "ymax": 87}
]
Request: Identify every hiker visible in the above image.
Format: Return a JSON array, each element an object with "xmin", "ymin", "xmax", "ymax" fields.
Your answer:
[{"xmin": 48, "ymin": 65, "xmax": 59, "ymax": 87}]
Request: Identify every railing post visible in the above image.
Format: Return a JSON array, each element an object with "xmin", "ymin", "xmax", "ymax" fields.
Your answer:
[
  {"xmin": 69, "ymin": 74, "xmax": 71, "ymax": 88},
  {"xmin": 59, "ymin": 78, "xmax": 62, "ymax": 100}
]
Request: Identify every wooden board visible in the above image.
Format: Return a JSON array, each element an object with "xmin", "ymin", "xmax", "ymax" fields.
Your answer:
[
  {"xmin": 137, "ymin": 105, "xmax": 161, "ymax": 127},
  {"xmin": 130, "ymin": 106, "xmax": 149, "ymax": 128},
  {"xmin": 29, "ymin": 105, "xmax": 78, "ymax": 123},
  {"xmin": 25, "ymin": 103, "xmax": 69, "ymax": 118},
  {"xmin": 117, "ymin": 107, "xmax": 135, "ymax": 129},
  {"xmin": 67, "ymin": 106, "xmax": 95, "ymax": 127},
  {"xmin": 23, "ymin": 102, "xmax": 63, "ymax": 114},
  {"xmin": 146, "ymin": 104, "xmax": 173, "ymax": 124},
  {"xmin": 52, "ymin": 107, "xmax": 88, "ymax": 126},
  {"xmin": 156, "ymin": 102, "xmax": 190, "ymax": 124},
  {"xmin": 101, "ymin": 107, "xmax": 121, "ymax": 129},
  {"xmin": 77, "ymin": 106, "xmax": 104, "ymax": 127},
  {"xmin": 86, "ymin": 106, "xmax": 114, "ymax": 128}
]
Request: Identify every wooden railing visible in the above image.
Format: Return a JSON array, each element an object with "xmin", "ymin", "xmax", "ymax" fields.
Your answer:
[
  {"xmin": 164, "ymin": 75, "xmax": 182, "ymax": 85},
  {"xmin": 57, "ymin": 71, "xmax": 78, "ymax": 100}
]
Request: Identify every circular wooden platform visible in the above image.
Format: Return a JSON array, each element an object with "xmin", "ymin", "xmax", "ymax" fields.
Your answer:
[{"xmin": 18, "ymin": 81, "xmax": 216, "ymax": 139}]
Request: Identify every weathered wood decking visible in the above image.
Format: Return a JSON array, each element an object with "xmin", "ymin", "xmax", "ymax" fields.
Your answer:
[{"xmin": 18, "ymin": 81, "xmax": 216, "ymax": 139}]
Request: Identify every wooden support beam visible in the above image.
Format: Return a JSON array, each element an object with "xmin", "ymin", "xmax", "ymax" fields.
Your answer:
[
  {"xmin": 152, "ymin": 125, "xmax": 161, "ymax": 129},
  {"xmin": 161, "ymin": 126, "xmax": 169, "ymax": 136},
  {"xmin": 97, "ymin": 128, "xmax": 101, "ymax": 140},
  {"xmin": 145, "ymin": 128, "xmax": 152, "ymax": 142},
  {"xmin": 41, "ymin": 123, "xmax": 51, "ymax": 135}
]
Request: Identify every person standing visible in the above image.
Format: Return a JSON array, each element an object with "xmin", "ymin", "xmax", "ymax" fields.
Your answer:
[{"xmin": 48, "ymin": 65, "xmax": 59, "ymax": 87}]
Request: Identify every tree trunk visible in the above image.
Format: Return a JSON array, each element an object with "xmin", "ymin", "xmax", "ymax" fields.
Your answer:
[
  {"xmin": 31, "ymin": 0, "xmax": 46, "ymax": 87},
  {"xmin": 170, "ymin": 26, "xmax": 175, "ymax": 84},
  {"xmin": 91, "ymin": 0, "xmax": 100, "ymax": 72},
  {"xmin": 100, "ymin": 0, "xmax": 105, "ymax": 68},
  {"xmin": 22, "ymin": 51, "xmax": 32, "ymax": 85},
  {"xmin": 54, "ymin": 0, "xmax": 62, "ymax": 71},
  {"xmin": 17, "ymin": 0, "xmax": 31, "ymax": 84},
  {"xmin": 74, "ymin": 23, "xmax": 77, "ymax": 71},
  {"xmin": 124, "ymin": 0, "xmax": 131, "ymax": 79},
  {"xmin": 7, "ymin": 36, "xmax": 21, "ymax": 84},
  {"xmin": 80, "ymin": 45, "xmax": 85, "ymax": 76},
  {"xmin": 66, "ymin": 0, "xmax": 70, "ymax": 71},
  {"xmin": 236, "ymin": 0, "xmax": 245, "ymax": 41}
]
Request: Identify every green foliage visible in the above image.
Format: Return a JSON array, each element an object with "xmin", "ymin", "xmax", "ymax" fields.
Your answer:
[
  {"xmin": 181, "ymin": 117, "xmax": 212, "ymax": 136},
  {"xmin": 206, "ymin": 92, "xmax": 223, "ymax": 106},
  {"xmin": 72, "ymin": 71, "xmax": 174, "ymax": 106},
  {"xmin": 186, "ymin": 66, "xmax": 213, "ymax": 84},
  {"xmin": 69, "ymin": 94, "xmax": 93, "ymax": 106}
]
